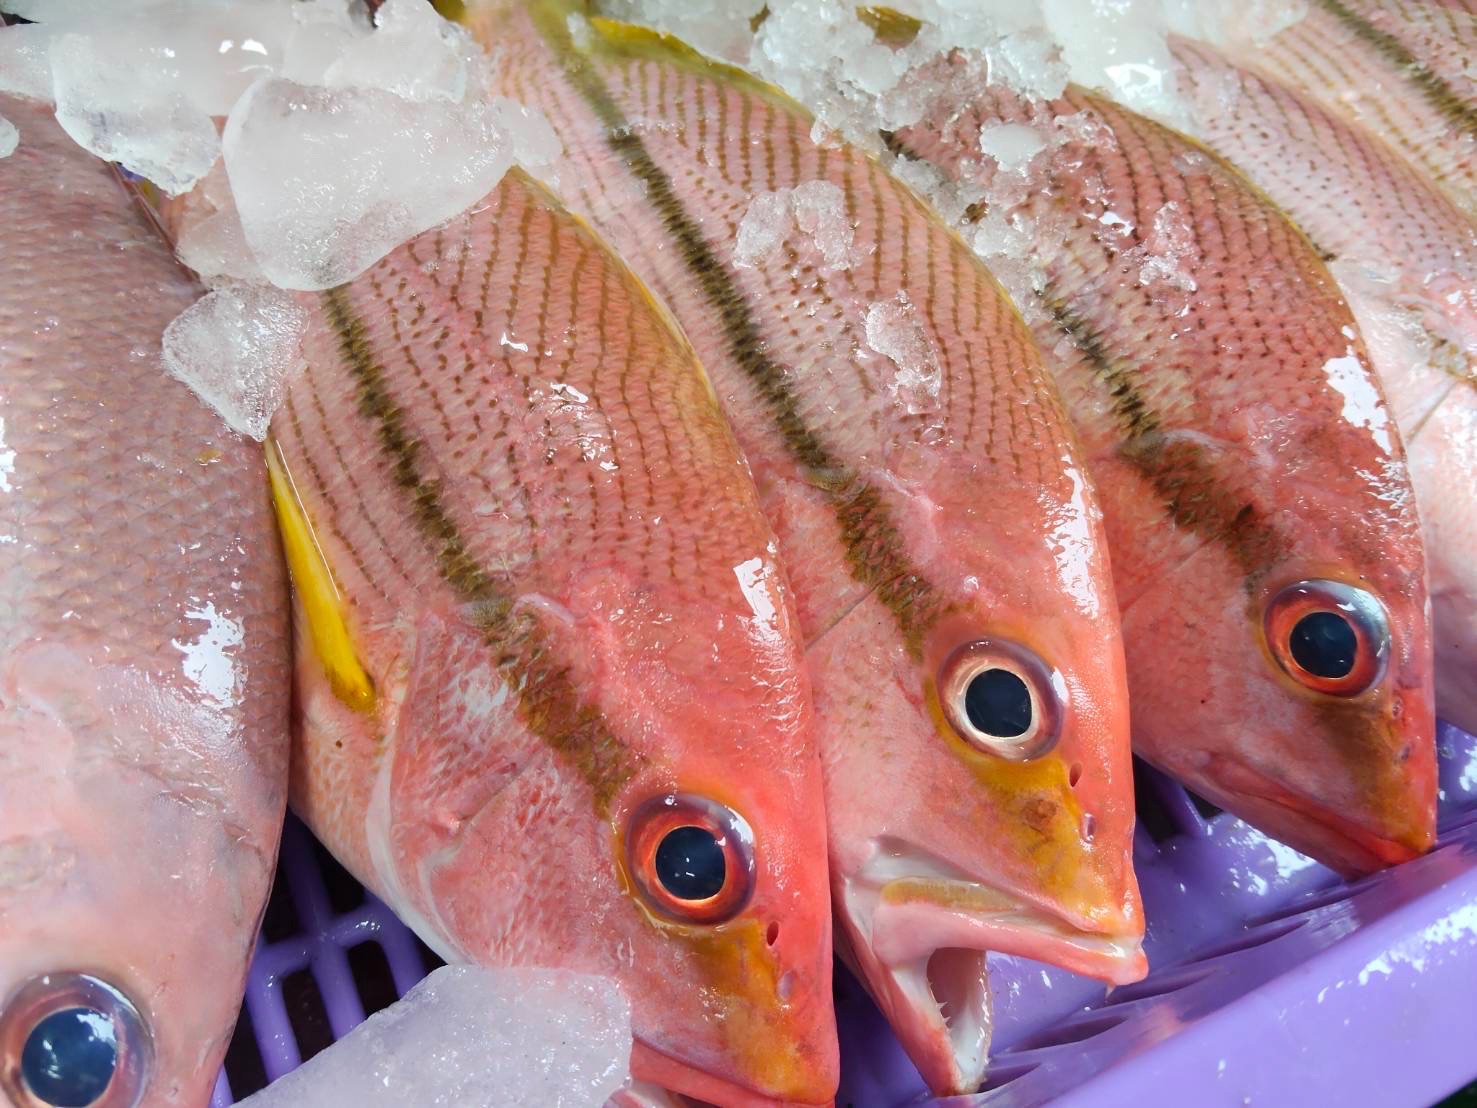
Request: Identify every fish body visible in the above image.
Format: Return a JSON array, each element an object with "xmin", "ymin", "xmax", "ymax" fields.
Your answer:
[
  {"xmin": 259, "ymin": 169, "xmax": 837, "ymax": 1108},
  {"xmin": 1248, "ymin": 0, "xmax": 1477, "ymax": 219},
  {"xmin": 1172, "ymin": 35, "xmax": 1477, "ymax": 732},
  {"xmin": 890, "ymin": 80, "xmax": 1436, "ymax": 873},
  {"xmin": 467, "ymin": 3, "xmax": 1145, "ymax": 1095},
  {"xmin": 0, "ymin": 94, "xmax": 289, "ymax": 1107}
]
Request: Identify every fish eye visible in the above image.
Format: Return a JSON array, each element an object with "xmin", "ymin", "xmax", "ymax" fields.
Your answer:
[
  {"xmin": 0, "ymin": 974, "xmax": 150, "ymax": 1108},
  {"xmin": 939, "ymin": 638, "xmax": 1066, "ymax": 760},
  {"xmin": 627, "ymin": 795, "xmax": 755, "ymax": 924},
  {"xmin": 1264, "ymin": 578, "xmax": 1389, "ymax": 696}
]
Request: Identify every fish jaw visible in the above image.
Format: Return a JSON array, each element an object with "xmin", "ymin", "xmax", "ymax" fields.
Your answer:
[
  {"xmin": 1119, "ymin": 537, "xmax": 1437, "ymax": 876},
  {"xmin": 1198, "ymin": 755, "xmax": 1434, "ymax": 875},
  {"xmin": 835, "ymin": 839, "xmax": 1146, "ymax": 1096}
]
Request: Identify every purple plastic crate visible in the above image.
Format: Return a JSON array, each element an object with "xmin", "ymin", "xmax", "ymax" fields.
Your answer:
[{"xmin": 213, "ymin": 722, "xmax": 1477, "ymax": 1107}]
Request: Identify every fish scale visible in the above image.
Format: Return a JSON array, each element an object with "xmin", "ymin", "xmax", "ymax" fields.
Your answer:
[
  {"xmin": 469, "ymin": 2, "xmax": 1145, "ymax": 1097},
  {"xmin": 1170, "ymin": 32, "xmax": 1477, "ymax": 736},
  {"xmin": 1249, "ymin": 0, "xmax": 1477, "ymax": 219},
  {"xmin": 248, "ymin": 168, "xmax": 839, "ymax": 1108},
  {"xmin": 891, "ymin": 77, "xmax": 1436, "ymax": 874},
  {"xmin": 0, "ymin": 94, "xmax": 289, "ymax": 1107}
]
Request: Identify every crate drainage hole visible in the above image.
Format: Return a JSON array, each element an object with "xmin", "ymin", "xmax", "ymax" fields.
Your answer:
[
  {"xmin": 1014, "ymin": 1010, "xmax": 1128, "ymax": 1051},
  {"xmin": 347, "ymin": 941, "xmax": 399, "ymax": 1018},
  {"xmin": 281, "ymin": 969, "xmax": 336, "ymax": 1063},
  {"xmin": 1187, "ymin": 916, "xmax": 1308, "ymax": 964},
  {"xmin": 1106, "ymin": 965, "xmax": 1215, "ymax": 1006},
  {"xmin": 222, "ymin": 997, "xmax": 268, "ymax": 1099}
]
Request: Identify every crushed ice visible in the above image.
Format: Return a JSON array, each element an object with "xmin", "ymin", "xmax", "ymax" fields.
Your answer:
[
  {"xmin": 618, "ymin": 0, "xmax": 1308, "ymax": 324},
  {"xmin": 734, "ymin": 180, "xmax": 858, "ymax": 271},
  {"xmin": 0, "ymin": 113, "xmax": 15, "ymax": 159},
  {"xmin": 865, "ymin": 292, "xmax": 943, "ymax": 414},
  {"xmin": 236, "ymin": 966, "xmax": 631, "ymax": 1108}
]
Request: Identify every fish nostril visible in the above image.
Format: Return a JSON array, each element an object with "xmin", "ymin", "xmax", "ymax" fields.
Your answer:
[
  {"xmin": 1069, "ymin": 762, "xmax": 1082, "ymax": 788},
  {"xmin": 21, "ymin": 1007, "xmax": 118, "ymax": 1108},
  {"xmin": 766, "ymin": 921, "xmax": 780, "ymax": 946}
]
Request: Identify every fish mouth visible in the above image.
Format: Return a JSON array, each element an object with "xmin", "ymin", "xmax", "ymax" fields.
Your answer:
[
  {"xmin": 629, "ymin": 1036, "xmax": 832, "ymax": 1108},
  {"xmin": 835, "ymin": 841, "xmax": 1146, "ymax": 1095},
  {"xmin": 1204, "ymin": 755, "xmax": 1432, "ymax": 876}
]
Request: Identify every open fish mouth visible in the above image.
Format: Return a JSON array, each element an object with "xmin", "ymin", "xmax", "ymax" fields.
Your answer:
[
  {"xmin": 836, "ymin": 841, "xmax": 1146, "ymax": 1095},
  {"xmin": 1205, "ymin": 755, "xmax": 1432, "ymax": 876}
]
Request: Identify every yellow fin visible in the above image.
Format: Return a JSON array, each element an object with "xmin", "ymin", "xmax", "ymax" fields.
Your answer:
[
  {"xmin": 857, "ymin": 5, "xmax": 923, "ymax": 47},
  {"xmin": 265, "ymin": 438, "xmax": 376, "ymax": 713},
  {"xmin": 569, "ymin": 7, "xmax": 804, "ymax": 111}
]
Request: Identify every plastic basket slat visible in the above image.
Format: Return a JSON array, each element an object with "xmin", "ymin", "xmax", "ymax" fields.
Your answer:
[{"xmin": 218, "ymin": 723, "xmax": 1477, "ymax": 1106}]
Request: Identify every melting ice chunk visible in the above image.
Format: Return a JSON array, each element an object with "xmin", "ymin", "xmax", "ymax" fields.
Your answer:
[
  {"xmin": 0, "ymin": 114, "xmax": 16, "ymax": 159},
  {"xmin": 237, "ymin": 966, "xmax": 631, "ymax": 1108},
  {"xmin": 734, "ymin": 180, "xmax": 856, "ymax": 271},
  {"xmin": 322, "ymin": 0, "xmax": 469, "ymax": 103},
  {"xmin": 865, "ymin": 292, "xmax": 943, "ymax": 414},
  {"xmin": 161, "ymin": 284, "xmax": 305, "ymax": 440},
  {"xmin": 0, "ymin": 23, "xmax": 53, "ymax": 100},
  {"xmin": 50, "ymin": 30, "xmax": 221, "ymax": 195},
  {"xmin": 222, "ymin": 79, "xmax": 520, "ymax": 290}
]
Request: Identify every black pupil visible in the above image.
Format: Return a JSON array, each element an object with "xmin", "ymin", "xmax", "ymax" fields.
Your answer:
[
  {"xmin": 1289, "ymin": 610, "xmax": 1358, "ymax": 679},
  {"xmin": 964, "ymin": 667, "xmax": 1033, "ymax": 738},
  {"xmin": 21, "ymin": 1007, "xmax": 118, "ymax": 1107},
  {"xmin": 654, "ymin": 825, "xmax": 726, "ymax": 902}
]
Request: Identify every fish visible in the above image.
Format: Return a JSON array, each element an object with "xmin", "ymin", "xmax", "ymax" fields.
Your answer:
[
  {"xmin": 0, "ymin": 94, "xmax": 290, "ymax": 1107},
  {"xmin": 1171, "ymin": 35, "xmax": 1477, "ymax": 734},
  {"xmin": 463, "ymin": 2, "xmax": 1147, "ymax": 1096},
  {"xmin": 211, "ymin": 168, "xmax": 840, "ymax": 1108},
  {"xmin": 1244, "ymin": 0, "xmax": 1477, "ymax": 220},
  {"xmin": 882, "ymin": 59, "xmax": 1437, "ymax": 873}
]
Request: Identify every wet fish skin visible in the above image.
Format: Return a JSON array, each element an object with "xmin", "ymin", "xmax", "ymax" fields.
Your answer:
[
  {"xmin": 0, "ymin": 95, "xmax": 289, "ymax": 1107},
  {"xmin": 1245, "ymin": 0, "xmax": 1477, "ymax": 219},
  {"xmin": 468, "ymin": 3, "xmax": 1146, "ymax": 1096},
  {"xmin": 891, "ymin": 80, "xmax": 1436, "ymax": 874},
  {"xmin": 254, "ymin": 170, "xmax": 838, "ymax": 1108},
  {"xmin": 1171, "ymin": 35, "xmax": 1477, "ymax": 733}
]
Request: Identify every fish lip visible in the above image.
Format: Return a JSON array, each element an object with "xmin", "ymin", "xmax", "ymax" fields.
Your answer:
[
  {"xmin": 841, "ymin": 842, "xmax": 1147, "ymax": 982},
  {"xmin": 628, "ymin": 1036, "xmax": 832, "ymax": 1108},
  {"xmin": 1204, "ymin": 754, "xmax": 1431, "ymax": 875},
  {"xmin": 836, "ymin": 841, "xmax": 1146, "ymax": 1095}
]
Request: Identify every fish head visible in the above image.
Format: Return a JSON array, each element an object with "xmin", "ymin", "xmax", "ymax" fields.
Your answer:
[
  {"xmin": 1121, "ymin": 539, "xmax": 1437, "ymax": 875},
  {"xmin": 0, "ymin": 643, "xmax": 283, "ymax": 1108},
  {"xmin": 600, "ymin": 562, "xmax": 839, "ymax": 1108},
  {"xmin": 369, "ymin": 555, "xmax": 837, "ymax": 1108},
  {"xmin": 809, "ymin": 457, "xmax": 1145, "ymax": 1094}
]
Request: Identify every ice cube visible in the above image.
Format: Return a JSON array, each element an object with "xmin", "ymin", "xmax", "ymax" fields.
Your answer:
[
  {"xmin": 161, "ymin": 284, "xmax": 305, "ymax": 440},
  {"xmin": 0, "ymin": 114, "xmax": 16, "ymax": 159},
  {"xmin": 322, "ymin": 0, "xmax": 469, "ymax": 103},
  {"xmin": 50, "ymin": 31, "xmax": 220, "ymax": 195},
  {"xmin": 222, "ymin": 78, "xmax": 518, "ymax": 290},
  {"xmin": 0, "ymin": 23, "xmax": 54, "ymax": 100},
  {"xmin": 236, "ymin": 966, "xmax": 631, "ymax": 1108}
]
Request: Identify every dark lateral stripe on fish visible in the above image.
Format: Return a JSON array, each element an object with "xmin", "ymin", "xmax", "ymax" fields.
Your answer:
[
  {"xmin": 528, "ymin": 4, "xmax": 943, "ymax": 652},
  {"xmin": 319, "ymin": 283, "xmax": 642, "ymax": 812},
  {"xmin": 1316, "ymin": 0, "xmax": 1477, "ymax": 136},
  {"xmin": 1042, "ymin": 295, "xmax": 1290, "ymax": 582}
]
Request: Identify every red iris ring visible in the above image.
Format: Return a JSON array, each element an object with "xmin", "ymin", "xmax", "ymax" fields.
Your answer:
[{"xmin": 625, "ymin": 794, "xmax": 755, "ymax": 925}]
